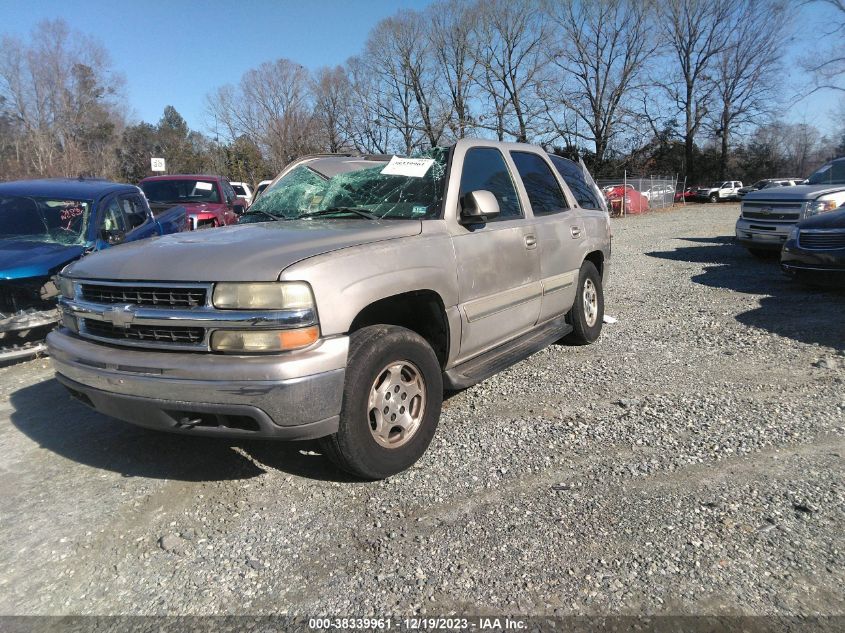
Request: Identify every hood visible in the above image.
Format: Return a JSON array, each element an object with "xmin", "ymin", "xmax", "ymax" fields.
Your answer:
[
  {"xmin": 743, "ymin": 184, "xmax": 845, "ymax": 202},
  {"xmin": 798, "ymin": 207, "xmax": 845, "ymax": 230},
  {"xmin": 0, "ymin": 239, "xmax": 86, "ymax": 281},
  {"xmin": 66, "ymin": 219, "xmax": 422, "ymax": 282}
]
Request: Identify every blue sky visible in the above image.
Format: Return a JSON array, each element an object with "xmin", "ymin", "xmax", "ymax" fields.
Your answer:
[{"xmin": 0, "ymin": 0, "xmax": 841, "ymax": 137}]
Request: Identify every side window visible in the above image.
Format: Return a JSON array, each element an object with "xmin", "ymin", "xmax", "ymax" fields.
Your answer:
[
  {"xmin": 119, "ymin": 195, "xmax": 149, "ymax": 230},
  {"xmin": 550, "ymin": 156, "xmax": 603, "ymax": 210},
  {"xmin": 222, "ymin": 180, "xmax": 235, "ymax": 204},
  {"xmin": 100, "ymin": 197, "xmax": 127, "ymax": 233},
  {"xmin": 510, "ymin": 151, "xmax": 568, "ymax": 215},
  {"xmin": 458, "ymin": 147, "xmax": 522, "ymax": 219}
]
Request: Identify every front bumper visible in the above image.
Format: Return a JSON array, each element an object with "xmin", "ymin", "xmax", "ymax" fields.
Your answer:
[
  {"xmin": 47, "ymin": 329, "xmax": 349, "ymax": 439},
  {"xmin": 735, "ymin": 218, "xmax": 793, "ymax": 250},
  {"xmin": 781, "ymin": 240, "xmax": 845, "ymax": 285}
]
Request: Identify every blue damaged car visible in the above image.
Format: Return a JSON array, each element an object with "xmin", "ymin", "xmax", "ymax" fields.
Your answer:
[{"xmin": 0, "ymin": 178, "xmax": 187, "ymax": 361}]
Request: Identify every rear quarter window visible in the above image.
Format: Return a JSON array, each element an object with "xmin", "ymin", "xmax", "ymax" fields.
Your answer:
[{"xmin": 549, "ymin": 156, "xmax": 603, "ymax": 210}]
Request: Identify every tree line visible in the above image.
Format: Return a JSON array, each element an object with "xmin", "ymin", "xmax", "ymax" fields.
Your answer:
[{"xmin": 1, "ymin": 0, "xmax": 843, "ymax": 188}]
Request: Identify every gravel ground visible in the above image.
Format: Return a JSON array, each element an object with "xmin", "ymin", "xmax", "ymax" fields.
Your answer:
[{"xmin": 0, "ymin": 203, "xmax": 842, "ymax": 617}]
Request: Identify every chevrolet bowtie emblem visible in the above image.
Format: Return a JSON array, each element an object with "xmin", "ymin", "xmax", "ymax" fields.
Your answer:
[
  {"xmin": 107, "ymin": 305, "xmax": 136, "ymax": 329},
  {"xmin": 759, "ymin": 206, "xmax": 772, "ymax": 214}
]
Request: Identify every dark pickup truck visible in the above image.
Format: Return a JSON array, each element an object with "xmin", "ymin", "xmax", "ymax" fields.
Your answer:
[
  {"xmin": 139, "ymin": 175, "xmax": 246, "ymax": 229},
  {"xmin": 0, "ymin": 178, "xmax": 186, "ymax": 361}
]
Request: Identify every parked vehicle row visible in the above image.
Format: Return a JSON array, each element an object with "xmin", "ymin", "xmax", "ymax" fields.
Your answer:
[
  {"xmin": 734, "ymin": 157, "xmax": 845, "ymax": 286},
  {"xmin": 0, "ymin": 179, "xmax": 187, "ymax": 361},
  {"xmin": 47, "ymin": 139, "xmax": 612, "ymax": 479}
]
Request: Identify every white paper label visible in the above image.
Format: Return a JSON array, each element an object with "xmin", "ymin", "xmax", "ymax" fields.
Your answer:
[
  {"xmin": 150, "ymin": 157, "xmax": 166, "ymax": 172},
  {"xmin": 194, "ymin": 181, "xmax": 213, "ymax": 191},
  {"xmin": 380, "ymin": 156, "xmax": 434, "ymax": 178}
]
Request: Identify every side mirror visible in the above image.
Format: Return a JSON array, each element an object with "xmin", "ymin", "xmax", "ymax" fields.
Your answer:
[
  {"xmin": 99, "ymin": 228, "xmax": 125, "ymax": 245},
  {"xmin": 460, "ymin": 190, "xmax": 500, "ymax": 224},
  {"xmin": 233, "ymin": 203, "xmax": 246, "ymax": 215}
]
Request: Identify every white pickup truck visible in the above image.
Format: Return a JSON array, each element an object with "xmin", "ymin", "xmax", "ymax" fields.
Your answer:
[{"xmin": 697, "ymin": 181, "xmax": 743, "ymax": 203}]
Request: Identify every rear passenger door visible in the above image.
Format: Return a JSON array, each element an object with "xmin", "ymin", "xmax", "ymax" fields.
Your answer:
[
  {"xmin": 450, "ymin": 146, "xmax": 541, "ymax": 362},
  {"xmin": 510, "ymin": 151, "xmax": 586, "ymax": 323}
]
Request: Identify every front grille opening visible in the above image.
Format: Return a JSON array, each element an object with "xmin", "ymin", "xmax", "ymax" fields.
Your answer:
[
  {"xmin": 166, "ymin": 411, "xmax": 261, "ymax": 433},
  {"xmin": 80, "ymin": 284, "xmax": 207, "ymax": 308},
  {"xmin": 799, "ymin": 232, "xmax": 845, "ymax": 250},
  {"xmin": 83, "ymin": 319, "xmax": 205, "ymax": 345}
]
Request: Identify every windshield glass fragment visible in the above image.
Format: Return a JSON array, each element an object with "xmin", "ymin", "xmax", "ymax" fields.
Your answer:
[
  {"xmin": 248, "ymin": 148, "xmax": 448, "ymax": 221},
  {"xmin": 0, "ymin": 196, "xmax": 92, "ymax": 245}
]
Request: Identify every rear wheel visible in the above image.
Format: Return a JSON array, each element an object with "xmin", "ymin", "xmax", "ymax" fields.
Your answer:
[
  {"xmin": 564, "ymin": 261, "xmax": 604, "ymax": 345},
  {"xmin": 319, "ymin": 325, "xmax": 443, "ymax": 479}
]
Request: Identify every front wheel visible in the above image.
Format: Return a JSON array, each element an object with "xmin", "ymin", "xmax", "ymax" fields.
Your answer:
[
  {"xmin": 319, "ymin": 325, "xmax": 443, "ymax": 479},
  {"xmin": 564, "ymin": 261, "xmax": 604, "ymax": 345},
  {"xmin": 709, "ymin": 193, "xmax": 718, "ymax": 203}
]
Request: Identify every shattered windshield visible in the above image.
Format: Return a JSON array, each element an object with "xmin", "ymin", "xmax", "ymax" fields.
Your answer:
[
  {"xmin": 0, "ymin": 196, "xmax": 91, "ymax": 245},
  {"xmin": 141, "ymin": 179, "xmax": 221, "ymax": 204},
  {"xmin": 806, "ymin": 160, "xmax": 845, "ymax": 185},
  {"xmin": 247, "ymin": 148, "xmax": 448, "ymax": 221}
]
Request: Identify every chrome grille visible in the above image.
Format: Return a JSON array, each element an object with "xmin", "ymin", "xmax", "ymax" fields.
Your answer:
[
  {"xmin": 741, "ymin": 201, "xmax": 803, "ymax": 221},
  {"xmin": 80, "ymin": 283, "xmax": 208, "ymax": 307},
  {"xmin": 798, "ymin": 231, "xmax": 845, "ymax": 250},
  {"xmin": 82, "ymin": 319, "xmax": 205, "ymax": 345}
]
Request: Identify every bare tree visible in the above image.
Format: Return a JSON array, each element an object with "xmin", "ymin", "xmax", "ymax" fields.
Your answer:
[
  {"xmin": 711, "ymin": 0, "xmax": 789, "ymax": 179},
  {"xmin": 0, "ymin": 19, "xmax": 125, "ymax": 178},
  {"xmin": 428, "ymin": 0, "xmax": 478, "ymax": 139},
  {"xmin": 658, "ymin": 0, "xmax": 737, "ymax": 181},
  {"xmin": 206, "ymin": 58, "xmax": 317, "ymax": 170},
  {"xmin": 543, "ymin": 0, "xmax": 658, "ymax": 164},
  {"xmin": 470, "ymin": 0, "xmax": 550, "ymax": 142},
  {"xmin": 312, "ymin": 66, "xmax": 352, "ymax": 153},
  {"xmin": 802, "ymin": 0, "xmax": 845, "ymax": 93}
]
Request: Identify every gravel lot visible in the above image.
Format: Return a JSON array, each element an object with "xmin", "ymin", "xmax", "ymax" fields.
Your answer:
[{"xmin": 0, "ymin": 203, "xmax": 842, "ymax": 617}]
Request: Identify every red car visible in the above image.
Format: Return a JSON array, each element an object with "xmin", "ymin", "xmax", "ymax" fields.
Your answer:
[
  {"xmin": 674, "ymin": 187, "xmax": 697, "ymax": 202},
  {"xmin": 602, "ymin": 184, "xmax": 649, "ymax": 215},
  {"xmin": 139, "ymin": 175, "xmax": 246, "ymax": 229}
]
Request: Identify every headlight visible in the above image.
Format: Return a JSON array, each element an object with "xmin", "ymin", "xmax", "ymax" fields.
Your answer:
[
  {"xmin": 210, "ymin": 326, "xmax": 319, "ymax": 353},
  {"xmin": 212, "ymin": 282, "xmax": 314, "ymax": 310},
  {"xmin": 806, "ymin": 197, "xmax": 840, "ymax": 217},
  {"xmin": 58, "ymin": 275, "xmax": 75, "ymax": 299}
]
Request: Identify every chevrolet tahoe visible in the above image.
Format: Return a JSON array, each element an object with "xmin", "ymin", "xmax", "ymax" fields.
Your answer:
[{"xmin": 48, "ymin": 140, "xmax": 611, "ymax": 479}]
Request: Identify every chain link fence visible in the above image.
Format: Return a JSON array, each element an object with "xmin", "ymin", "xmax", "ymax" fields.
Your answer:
[{"xmin": 595, "ymin": 173, "xmax": 679, "ymax": 217}]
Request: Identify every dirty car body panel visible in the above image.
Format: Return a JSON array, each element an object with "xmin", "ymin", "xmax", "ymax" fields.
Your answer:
[{"xmin": 48, "ymin": 140, "xmax": 611, "ymax": 449}]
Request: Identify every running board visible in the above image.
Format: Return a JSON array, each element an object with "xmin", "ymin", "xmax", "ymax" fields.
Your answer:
[{"xmin": 443, "ymin": 316, "xmax": 572, "ymax": 390}]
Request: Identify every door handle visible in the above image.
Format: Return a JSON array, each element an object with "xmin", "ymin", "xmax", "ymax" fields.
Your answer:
[
  {"xmin": 524, "ymin": 234, "xmax": 537, "ymax": 249},
  {"xmin": 570, "ymin": 226, "xmax": 582, "ymax": 238}
]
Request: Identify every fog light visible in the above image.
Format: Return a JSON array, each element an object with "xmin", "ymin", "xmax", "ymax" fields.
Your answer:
[{"xmin": 210, "ymin": 326, "xmax": 319, "ymax": 352}]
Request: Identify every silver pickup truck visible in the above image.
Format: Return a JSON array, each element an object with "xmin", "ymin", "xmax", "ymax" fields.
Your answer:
[
  {"xmin": 47, "ymin": 139, "xmax": 611, "ymax": 478},
  {"xmin": 735, "ymin": 157, "xmax": 845, "ymax": 256}
]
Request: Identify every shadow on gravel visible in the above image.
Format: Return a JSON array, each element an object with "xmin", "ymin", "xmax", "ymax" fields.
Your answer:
[
  {"xmin": 647, "ymin": 235, "xmax": 845, "ymax": 350},
  {"xmin": 9, "ymin": 378, "xmax": 357, "ymax": 483}
]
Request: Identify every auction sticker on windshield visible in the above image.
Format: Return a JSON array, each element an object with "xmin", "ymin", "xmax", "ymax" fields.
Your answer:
[{"xmin": 380, "ymin": 156, "xmax": 435, "ymax": 178}]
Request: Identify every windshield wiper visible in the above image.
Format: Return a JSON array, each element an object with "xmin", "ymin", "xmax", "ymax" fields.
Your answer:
[
  {"xmin": 301, "ymin": 207, "xmax": 379, "ymax": 220},
  {"xmin": 245, "ymin": 209, "xmax": 286, "ymax": 222}
]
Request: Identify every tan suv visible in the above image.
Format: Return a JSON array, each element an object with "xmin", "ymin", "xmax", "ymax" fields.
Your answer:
[{"xmin": 48, "ymin": 139, "xmax": 612, "ymax": 479}]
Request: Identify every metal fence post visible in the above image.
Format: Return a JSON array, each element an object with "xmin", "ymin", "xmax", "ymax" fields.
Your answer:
[{"xmin": 622, "ymin": 170, "xmax": 627, "ymax": 217}]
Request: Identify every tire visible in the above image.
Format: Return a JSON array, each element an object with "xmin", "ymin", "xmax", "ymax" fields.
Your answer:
[
  {"xmin": 319, "ymin": 325, "xmax": 443, "ymax": 479},
  {"xmin": 564, "ymin": 261, "xmax": 604, "ymax": 345},
  {"xmin": 709, "ymin": 193, "xmax": 718, "ymax": 203}
]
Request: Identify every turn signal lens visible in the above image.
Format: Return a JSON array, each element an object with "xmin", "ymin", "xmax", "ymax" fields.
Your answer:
[
  {"xmin": 212, "ymin": 282, "xmax": 314, "ymax": 310},
  {"xmin": 210, "ymin": 326, "xmax": 319, "ymax": 353}
]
